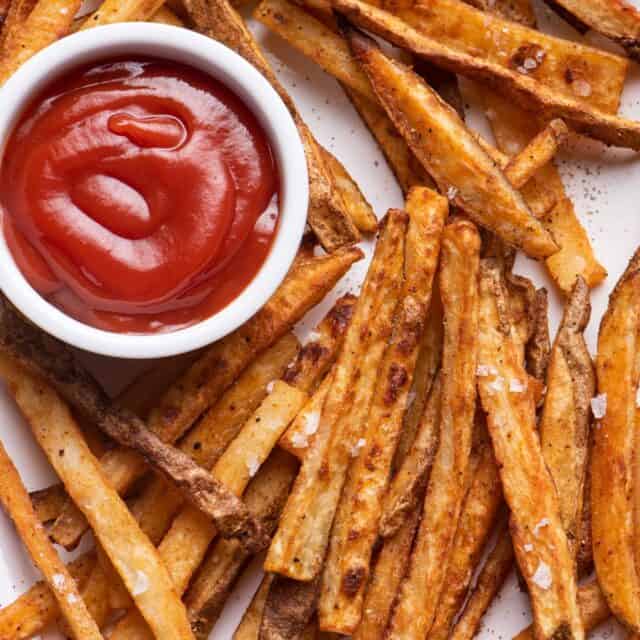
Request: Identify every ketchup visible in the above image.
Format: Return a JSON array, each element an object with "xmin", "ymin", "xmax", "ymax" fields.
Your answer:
[{"xmin": 0, "ymin": 57, "xmax": 279, "ymax": 334}]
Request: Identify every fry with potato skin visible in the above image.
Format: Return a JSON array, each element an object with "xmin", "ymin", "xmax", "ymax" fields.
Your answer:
[
  {"xmin": 592, "ymin": 247, "xmax": 640, "ymax": 631},
  {"xmin": 48, "ymin": 247, "xmax": 362, "ymax": 549},
  {"xmin": 476, "ymin": 258, "xmax": 583, "ymax": 640},
  {"xmin": 0, "ymin": 0, "xmax": 37, "ymax": 56},
  {"xmin": 265, "ymin": 210, "xmax": 407, "ymax": 581},
  {"xmin": 0, "ymin": 442, "xmax": 103, "ymax": 640},
  {"xmin": 346, "ymin": 28, "xmax": 557, "ymax": 259},
  {"xmin": 0, "ymin": 356, "xmax": 196, "ymax": 640}
]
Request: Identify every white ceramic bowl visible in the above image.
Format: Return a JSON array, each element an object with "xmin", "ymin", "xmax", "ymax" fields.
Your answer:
[{"xmin": 0, "ymin": 23, "xmax": 308, "ymax": 359}]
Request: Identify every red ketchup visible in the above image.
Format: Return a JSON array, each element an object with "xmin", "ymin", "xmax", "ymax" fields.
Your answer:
[{"xmin": 0, "ymin": 57, "xmax": 279, "ymax": 334}]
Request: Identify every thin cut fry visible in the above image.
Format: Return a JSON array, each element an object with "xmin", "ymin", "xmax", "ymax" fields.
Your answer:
[
  {"xmin": 149, "ymin": 4, "xmax": 184, "ymax": 24},
  {"xmin": 346, "ymin": 28, "xmax": 557, "ymax": 259},
  {"xmin": 0, "ymin": 356, "xmax": 195, "ymax": 640},
  {"xmin": 48, "ymin": 247, "xmax": 362, "ymax": 549},
  {"xmin": 0, "ymin": 442, "xmax": 103, "ymax": 640},
  {"xmin": 540, "ymin": 276, "xmax": 594, "ymax": 559},
  {"xmin": 576, "ymin": 462, "xmax": 594, "ymax": 578},
  {"xmin": 464, "ymin": 0, "xmax": 536, "ymax": 25},
  {"xmin": 592, "ymin": 247, "xmax": 640, "ymax": 630},
  {"xmin": 80, "ymin": 0, "xmax": 164, "ymax": 27},
  {"xmin": 108, "ymin": 381, "xmax": 308, "ymax": 640},
  {"xmin": 387, "ymin": 219, "xmax": 480, "ymax": 640},
  {"xmin": 476, "ymin": 259, "xmax": 583, "ymax": 640},
  {"xmin": 233, "ymin": 575, "xmax": 274, "ymax": 640},
  {"xmin": 265, "ymin": 210, "xmax": 407, "ymax": 581}
]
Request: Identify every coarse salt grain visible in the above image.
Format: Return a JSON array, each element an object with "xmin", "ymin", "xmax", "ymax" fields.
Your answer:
[
  {"xmin": 591, "ymin": 394, "xmax": 607, "ymax": 419},
  {"xmin": 132, "ymin": 570, "xmax": 149, "ymax": 596},
  {"xmin": 523, "ymin": 57, "xmax": 537, "ymax": 70},
  {"xmin": 247, "ymin": 455, "xmax": 260, "ymax": 478},
  {"xmin": 52, "ymin": 574, "xmax": 65, "ymax": 590},
  {"xmin": 67, "ymin": 593, "xmax": 79, "ymax": 604},
  {"xmin": 509, "ymin": 379, "xmax": 526, "ymax": 393},
  {"xmin": 573, "ymin": 79, "xmax": 592, "ymax": 97},
  {"xmin": 523, "ymin": 543, "xmax": 534, "ymax": 552},
  {"xmin": 304, "ymin": 410, "xmax": 320, "ymax": 436},
  {"xmin": 487, "ymin": 377, "xmax": 504, "ymax": 393},
  {"xmin": 291, "ymin": 432, "xmax": 308, "ymax": 449},
  {"xmin": 446, "ymin": 186, "xmax": 458, "ymax": 201},
  {"xmin": 351, "ymin": 438, "xmax": 366, "ymax": 458},
  {"xmin": 531, "ymin": 561, "xmax": 552, "ymax": 590},
  {"xmin": 266, "ymin": 380, "xmax": 276, "ymax": 394},
  {"xmin": 533, "ymin": 517, "xmax": 550, "ymax": 536},
  {"xmin": 59, "ymin": 6, "xmax": 68, "ymax": 13}
]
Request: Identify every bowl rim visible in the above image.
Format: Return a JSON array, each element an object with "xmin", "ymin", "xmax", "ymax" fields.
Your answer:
[{"xmin": 0, "ymin": 22, "xmax": 308, "ymax": 359}]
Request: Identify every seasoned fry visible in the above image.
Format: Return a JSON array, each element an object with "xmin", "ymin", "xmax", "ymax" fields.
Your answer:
[
  {"xmin": 386, "ymin": 219, "xmax": 480, "ymax": 640},
  {"xmin": 0, "ymin": 0, "xmax": 37, "ymax": 55},
  {"xmin": 30, "ymin": 483, "xmax": 67, "ymax": 524},
  {"xmin": 266, "ymin": 210, "xmax": 407, "ymax": 580},
  {"xmin": 540, "ymin": 277, "xmax": 594, "ymax": 559},
  {"xmin": 476, "ymin": 258, "xmax": 582, "ymax": 640},
  {"xmin": 449, "ymin": 520, "xmax": 515, "ymax": 640},
  {"xmin": 320, "ymin": 146, "xmax": 378, "ymax": 233},
  {"xmin": 346, "ymin": 28, "xmax": 557, "ymax": 258},
  {"xmin": 0, "ymin": 442, "xmax": 103, "ymax": 640},
  {"xmin": 149, "ymin": 4, "xmax": 184, "ymax": 24},
  {"xmin": 0, "ymin": 356, "xmax": 195, "ymax": 640},
  {"xmin": 380, "ymin": 373, "xmax": 441, "ymax": 538},
  {"xmin": 464, "ymin": 0, "xmax": 536, "ymax": 25},
  {"xmin": 592, "ymin": 247, "xmax": 640, "ymax": 630},
  {"xmin": 186, "ymin": 449, "xmax": 299, "ymax": 639},
  {"xmin": 576, "ymin": 463, "xmax": 594, "ymax": 577},
  {"xmin": 48, "ymin": 247, "xmax": 362, "ymax": 549},
  {"xmin": 108, "ymin": 381, "xmax": 308, "ymax": 640},
  {"xmin": 81, "ymin": 0, "xmax": 164, "ymax": 27},
  {"xmin": 234, "ymin": 575, "xmax": 274, "ymax": 640},
  {"xmin": 319, "ymin": 187, "xmax": 446, "ymax": 633}
]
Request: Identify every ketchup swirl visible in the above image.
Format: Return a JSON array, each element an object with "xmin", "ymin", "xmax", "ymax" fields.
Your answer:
[{"xmin": 1, "ymin": 58, "xmax": 279, "ymax": 333}]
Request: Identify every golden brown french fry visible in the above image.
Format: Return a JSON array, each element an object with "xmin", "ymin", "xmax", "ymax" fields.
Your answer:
[
  {"xmin": 592, "ymin": 247, "xmax": 640, "ymax": 630},
  {"xmin": 186, "ymin": 449, "xmax": 299, "ymax": 639},
  {"xmin": 476, "ymin": 259, "xmax": 583, "ymax": 640},
  {"xmin": 108, "ymin": 381, "xmax": 308, "ymax": 640},
  {"xmin": 265, "ymin": 210, "xmax": 407, "ymax": 581},
  {"xmin": 380, "ymin": 373, "xmax": 441, "ymax": 538},
  {"xmin": 149, "ymin": 4, "xmax": 184, "ymax": 24},
  {"xmin": 320, "ymin": 146, "xmax": 378, "ymax": 233},
  {"xmin": 0, "ymin": 0, "xmax": 81, "ymax": 84},
  {"xmin": 30, "ymin": 483, "xmax": 67, "ymax": 523},
  {"xmin": 386, "ymin": 219, "xmax": 480, "ymax": 640},
  {"xmin": 47, "ymin": 247, "xmax": 362, "ymax": 549},
  {"xmin": 0, "ymin": 442, "xmax": 103, "ymax": 640},
  {"xmin": 233, "ymin": 575, "xmax": 274, "ymax": 640},
  {"xmin": 346, "ymin": 28, "xmax": 557, "ymax": 259},
  {"xmin": 319, "ymin": 187, "xmax": 446, "ymax": 633},
  {"xmin": 464, "ymin": 0, "xmax": 536, "ymax": 25},
  {"xmin": 512, "ymin": 579, "xmax": 611, "ymax": 640},
  {"xmin": 540, "ymin": 277, "xmax": 594, "ymax": 559},
  {"xmin": 0, "ymin": 356, "xmax": 195, "ymax": 640},
  {"xmin": 576, "ymin": 463, "xmax": 594, "ymax": 578},
  {"xmin": 449, "ymin": 519, "xmax": 515, "ymax": 640},
  {"xmin": 0, "ymin": 553, "xmax": 95, "ymax": 640},
  {"xmin": 0, "ymin": 0, "xmax": 37, "ymax": 55}
]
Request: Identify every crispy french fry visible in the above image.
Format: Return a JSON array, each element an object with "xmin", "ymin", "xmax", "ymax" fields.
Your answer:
[
  {"xmin": 47, "ymin": 248, "xmax": 362, "ymax": 549},
  {"xmin": 380, "ymin": 373, "xmax": 441, "ymax": 538},
  {"xmin": 0, "ymin": 0, "xmax": 37, "ymax": 55},
  {"xmin": 0, "ymin": 0, "xmax": 81, "ymax": 84},
  {"xmin": 449, "ymin": 519, "xmax": 515, "ymax": 640},
  {"xmin": 320, "ymin": 146, "xmax": 378, "ymax": 233},
  {"xmin": 0, "ymin": 553, "xmax": 95, "ymax": 640},
  {"xmin": 346, "ymin": 28, "xmax": 557, "ymax": 259},
  {"xmin": 387, "ymin": 219, "xmax": 480, "ymax": 640},
  {"xmin": 527, "ymin": 288, "xmax": 552, "ymax": 383},
  {"xmin": 265, "ymin": 210, "xmax": 407, "ymax": 581},
  {"xmin": 319, "ymin": 187, "xmax": 446, "ymax": 633},
  {"xmin": 476, "ymin": 259, "xmax": 583, "ymax": 640},
  {"xmin": 149, "ymin": 4, "xmax": 184, "ymax": 24},
  {"xmin": 592, "ymin": 247, "xmax": 640, "ymax": 630},
  {"xmin": 234, "ymin": 575, "xmax": 274, "ymax": 640},
  {"xmin": 540, "ymin": 277, "xmax": 594, "ymax": 559},
  {"xmin": 464, "ymin": 0, "xmax": 536, "ymax": 25},
  {"xmin": 186, "ymin": 449, "xmax": 299, "ymax": 639},
  {"xmin": 0, "ymin": 442, "xmax": 103, "ymax": 640},
  {"xmin": 30, "ymin": 483, "xmax": 67, "ymax": 523},
  {"xmin": 80, "ymin": 0, "xmax": 165, "ymax": 27},
  {"xmin": 512, "ymin": 579, "xmax": 611, "ymax": 640},
  {"xmin": 0, "ymin": 0, "xmax": 14, "ymax": 24},
  {"xmin": 0, "ymin": 356, "xmax": 195, "ymax": 640},
  {"xmin": 108, "ymin": 381, "xmax": 308, "ymax": 640},
  {"xmin": 576, "ymin": 462, "xmax": 594, "ymax": 577}
]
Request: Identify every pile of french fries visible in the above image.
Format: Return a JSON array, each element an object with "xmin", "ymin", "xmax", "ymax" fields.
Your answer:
[{"xmin": 2, "ymin": 0, "xmax": 640, "ymax": 638}]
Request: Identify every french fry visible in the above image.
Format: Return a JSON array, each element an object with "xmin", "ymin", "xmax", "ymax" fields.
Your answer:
[
  {"xmin": 319, "ymin": 187, "xmax": 446, "ymax": 633},
  {"xmin": 233, "ymin": 575, "xmax": 274, "ymax": 640},
  {"xmin": 47, "ymin": 247, "xmax": 362, "ymax": 549},
  {"xmin": 543, "ymin": 0, "xmax": 640, "ymax": 61},
  {"xmin": 0, "ymin": 0, "xmax": 81, "ymax": 84},
  {"xmin": 30, "ymin": 483, "xmax": 67, "ymax": 523},
  {"xmin": 386, "ymin": 219, "xmax": 480, "ymax": 640},
  {"xmin": 527, "ymin": 288, "xmax": 552, "ymax": 383},
  {"xmin": 464, "ymin": 0, "xmax": 536, "ymax": 25},
  {"xmin": 0, "ymin": 0, "xmax": 37, "ymax": 55},
  {"xmin": 80, "ymin": 0, "xmax": 165, "ymax": 27},
  {"xmin": 512, "ymin": 579, "xmax": 612, "ymax": 640},
  {"xmin": 265, "ymin": 210, "xmax": 407, "ymax": 581},
  {"xmin": 576, "ymin": 463, "xmax": 594, "ymax": 577},
  {"xmin": 449, "ymin": 519, "xmax": 515, "ymax": 640},
  {"xmin": 0, "ymin": 297, "xmax": 267, "ymax": 552},
  {"xmin": 186, "ymin": 449, "xmax": 299, "ymax": 639},
  {"xmin": 320, "ymin": 146, "xmax": 378, "ymax": 233},
  {"xmin": 380, "ymin": 373, "xmax": 442, "ymax": 538},
  {"xmin": 108, "ymin": 381, "xmax": 308, "ymax": 640},
  {"xmin": 149, "ymin": 4, "xmax": 184, "ymax": 24},
  {"xmin": 0, "ymin": 356, "xmax": 195, "ymax": 640},
  {"xmin": 592, "ymin": 247, "xmax": 640, "ymax": 630},
  {"xmin": 476, "ymin": 258, "xmax": 583, "ymax": 640},
  {"xmin": 539, "ymin": 277, "xmax": 594, "ymax": 559},
  {"xmin": 0, "ymin": 0, "xmax": 14, "ymax": 25},
  {"xmin": 0, "ymin": 442, "xmax": 103, "ymax": 640},
  {"xmin": 0, "ymin": 553, "xmax": 95, "ymax": 640},
  {"xmin": 346, "ymin": 28, "xmax": 557, "ymax": 259},
  {"xmin": 183, "ymin": 0, "xmax": 359, "ymax": 252}
]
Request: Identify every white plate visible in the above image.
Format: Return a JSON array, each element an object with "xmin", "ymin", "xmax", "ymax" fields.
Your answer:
[{"xmin": 0, "ymin": 1, "xmax": 638, "ymax": 637}]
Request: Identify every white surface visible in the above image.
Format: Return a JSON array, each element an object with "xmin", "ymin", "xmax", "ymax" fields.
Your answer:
[
  {"xmin": 1, "ymin": 0, "xmax": 640, "ymax": 637},
  {"xmin": 0, "ymin": 23, "xmax": 308, "ymax": 359}
]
